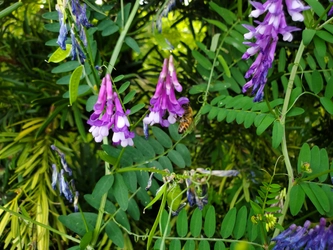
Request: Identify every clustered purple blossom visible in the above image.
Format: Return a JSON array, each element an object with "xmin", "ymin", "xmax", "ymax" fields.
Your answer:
[
  {"xmin": 329, "ymin": 0, "xmax": 333, "ymax": 16},
  {"xmin": 242, "ymin": 0, "xmax": 309, "ymax": 102},
  {"xmin": 56, "ymin": 0, "xmax": 92, "ymax": 63},
  {"xmin": 143, "ymin": 55, "xmax": 188, "ymax": 128},
  {"xmin": 87, "ymin": 74, "xmax": 134, "ymax": 147},
  {"xmin": 51, "ymin": 145, "xmax": 79, "ymax": 212},
  {"xmin": 272, "ymin": 218, "xmax": 333, "ymax": 249}
]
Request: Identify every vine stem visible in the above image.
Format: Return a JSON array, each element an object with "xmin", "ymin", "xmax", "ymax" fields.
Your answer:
[
  {"xmin": 107, "ymin": 0, "xmax": 141, "ymax": 74},
  {"xmin": 273, "ymin": 41, "xmax": 305, "ymax": 238},
  {"xmin": 91, "ymin": 0, "xmax": 141, "ymax": 246}
]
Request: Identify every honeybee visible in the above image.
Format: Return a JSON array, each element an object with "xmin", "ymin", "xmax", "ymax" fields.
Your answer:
[{"xmin": 178, "ymin": 103, "xmax": 193, "ymax": 134}]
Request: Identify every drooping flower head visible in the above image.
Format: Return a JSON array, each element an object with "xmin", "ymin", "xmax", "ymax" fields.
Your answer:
[
  {"xmin": 88, "ymin": 74, "xmax": 134, "ymax": 146},
  {"xmin": 55, "ymin": 0, "xmax": 92, "ymax": 63},
  {"xmin": 242, "ymin": 0, "xmax": 309, "ymax": 102},
  {"xmin": 50, "ymin": 145, "xmax": 78, "ymax": 211},
  {"xmin": 144, "ymin": 55, "xmax": 188, "ymax": 127}
]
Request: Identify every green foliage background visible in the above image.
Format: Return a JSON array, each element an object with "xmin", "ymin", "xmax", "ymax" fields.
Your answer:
[{"xmin": 1, "ymin": 0, "xmax": 333, "ymax": 249}]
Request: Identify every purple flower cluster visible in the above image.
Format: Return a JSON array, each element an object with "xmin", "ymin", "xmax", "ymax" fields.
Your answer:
[
  {"xmin": 272, "ymin": 218, "xmax": 333, "ymax": 249},
  {"xmin": 242, "ymin": 0, "xmax": 309, "ymax": 102},
  {"xmin": 51, "ymin": 145, "xmax": 79, "ymax": 212},
  {"xmin": 88, "ymin": 74, "xmax": 134, "ymax": 147},
  {"xmin": 56, "ymin": 0, "xmax": 92, "ymax": 63},
  {"xmin": 144, "ymin": 55, "xmax": 188, "ymax": 128}
]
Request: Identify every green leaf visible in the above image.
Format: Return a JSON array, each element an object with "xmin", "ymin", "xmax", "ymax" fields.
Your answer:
[
  {"xmin": 101, "ymin": 23, "xmax": 119, "ymax": 36},
  {"xmin": 86, "ymin": 95, "xmax": 98, "ymax": 112},
  {"xmin": 250, "ymin": 201, "xmax": 262, "ymax": 214},
  {"xmin": 320, "ymin": 97, "xmax": 333, "ymax": 115},
  {"xmin": 129, "ymin": 103, "xmax": 145, "ymax": 115},
  {"xmin": 233, "ymin": 206, "xmax": 247, "ymax": 239},
  {"xmin": 169, "ymin": 123, "xmax": 182, "ymax": 141},
  {"xmin": 168, "ymin": 150, "xmax": 185, "ymax": 168},
  {"xmin": 218, "ymin": 55, "xmax": 231, "ymax": 78},
  {"xmin": 127, "ymin": 198, "xmax": 140, "ymax": 221},
  {"xmin": 210, "ymin": 33, "xmax": 221, "ymax": 52},
  {"xmin": 56, "ymin": 75, "xmax": 71, "ymax": 85},
  {"xmin": 92, "ymin": 175, "xmax": 114, "ymax": 199},
  {"xmin": 184, "ymin": 240, "xmax": 195, "ymax": 250},
  {"xmin": 325, "ymin": 77, "xmax": 333, "ymax": 99},
  {"xmin": 113, "ymin": 75, "xmax": 124, "ymax": 82},
  {"xmin": 316, "ymin": 30, "xmax": 333, "ymax": 43},
  {"xmin": 170, "ymin": 240, "xmax": 181, "ymax": 250},
  {"xmin": 48, "ymin": 44, "xmax": 72, "ymax": 63},
  {"xmin": 319, "ymin": 149, "xmax": 329, "ymax": 182},
  {"xmin": 176, "ymin": 209, "xmax": 188, "ymax": 237},
  {"xmin": 190, "ymin": 208, "xmax": 202, "ymax": 237},
  {"xmin": 125, "ymin": 36, "xmax": 140, "ymax": 53},
  {"xmin": 272, "ymin": 121, "xmax": 283, "ymax": 148},
  {"xmin": 118, "ymin": 81, "xmax": 130, "ymax": 94},
  {"xmin": 73, "ymin": 103, "xmax": 87, "ymax": 142},
  {"xmin": 113, "ymin": 174, "xmax": 128, "ymax": 211},
  {"xmin": 309, "ymin": 183, "xmax": 330, "ymax": 212},
  {"xmin": 123, "ymin": 90, "xmax": 136, "ymax": 104},
  {"xmin": 42, "ymin": 11, "xmax": 58, "ymax": 20},
  {"xmin": 204, "ymin": 205, "xmax": 216, "ymax": 237},
  {"xmin": 208, "ymin": 107, "xmax": 219, "ymax": 120},
  {"xmin": 289, "ymin": 185, "xmax": 305, "ymax": 216},
  {"xmin": 133, "ymin": 136, "xmax": 155, "ymax": 158},
  {"xmin": 152, "ymin": 127, "xmax": 172, "ymax": 148},
  {"xmin": 244, "ymin": 112, "xmax": 256, "ymax": 128},
  {"xmin": 189, "ymin": 83, "xmax": 207, "ymax": 94},
  {"xmin": 298, "ymin": 143, "xmax": 311, "ymax": 173},
  {"xmin": 203, "ymin": 18, "xmax": 227, "ymax": 32},
  {"xmin": 313, "ymin": 36, "xmax": 327, "ymax": 57},
  {"xmin": 300, "ymin": 183, "xmax": 325, "ymax": 214},
  {"xmin": 80, "ymin": 231, "xmax": 93, "ymax": 250},
  {"xmin": 58, "ymin": 213, "xmax": 97, "ymax": 236},
  {"xmin": 209, "ymin": 2, "xmax": 236, "ymax": 25},
  {"xmin": 144, "ymin": 183, "xmax": 167, "ymax": 212},
  {"xmin": 159, "ymin": 156, "xmax": 173, "ymax": 173},
  {"xmin": 247, "ymin": 210, "xmax": 258, "ymax": 241},
  {"xmin": 198, "ymin": 241, "xmax": 210, "ymax": 250},
  {"xmin": 217, "ymin": 109, "xmax": 227, "ymax": 122},
  {"xmin": 305, "ymin": 0, "xmax": 325, "ymax": 17},
  {"xmin": 220, "ymin": 207, "xmax": 236, "ymax": 238},
  {"xmin": 302, "ymin": 29, "xmax": 316, "ymax": 46},
  {"xmin": 286, "ymin": 107, "xmax": 305, "ymax": 117},
  {"xmin": 62, "ymin": 85, "xmax": 90, "ymax": 99},
  {"xmin": 176, "ymin": 144, "xmax": 191, "ymax": 167},
  {"xmin": 278, "ymin": 48, "xmax": 286, "ymax": 72},
  {"xmin": 192, "ymin": 50, "xmax": 212, "ymax": 70},
  {"xmin": 52, "ymin": 61, "xmax": 81, "ymax": 74},
  {"xmin": 148, "ymin": 138, "xmax": 165, "ymax": 155},
  {"xmin": 122, "ymin": 171, "xmax": 137, "ymax": 193},
  {"xmin": 105, "ymin": 221, "xmax": 124, "ymax": 248},
  {"xmin": 214, "ymin": 242, "xmax": 226, "ymax": 250},
  {"xmin": 256, "ymin": 115, "xmax": 275, "ymax": 135},
  {"xmin": 115, "ymin": 209, "xmax": 131, "ymax": 231},
  {"xmin": 312, "ymin": 70, "xmax": 323, "ymax": 94}
]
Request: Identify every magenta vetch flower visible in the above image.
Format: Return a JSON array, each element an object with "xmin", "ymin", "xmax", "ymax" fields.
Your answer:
[
  {"xmin": 144, "ymin": 55, "xmax": 188, "ymax": 127},
  {"xmin": 88, "ymin": 74, "xmax": 134, "ymax": 146},
  {"xmin": 242, "ymin": 0, "xmax": 309, "ymax": 102}
]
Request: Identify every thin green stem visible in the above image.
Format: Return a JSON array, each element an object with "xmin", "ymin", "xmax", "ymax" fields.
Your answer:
[
  {"xmin": 0, "ymin": 2, "xmax": 22, "ymax": 19},
  {"xmin": 0, "ymin": 204, "xmax": 80, "ymax": 244},
  {"xmin": 273, "ymin": 41, "xmax": 305, "ymax": 239},
  {"xmin": 107, "ymin": 0, "xmax": 141, "ymax": 74}
]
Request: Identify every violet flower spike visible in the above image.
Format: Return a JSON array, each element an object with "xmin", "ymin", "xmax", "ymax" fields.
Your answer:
[
  {"xmin": 51, "ymin": 164, "xmax": 58, "ymax": 190},
  {"xmin": 111, "ymin": 93, "xmax": 134, "ymax": 147},
  {"xmin": 88, "ymin": 74, "xmax": 115, "ymax": 142},
  {"xmin": 144, "ymin": 55, "xmax": 188, "ymax": 127},
  {"xmin": 242, "ymin": 0, "xmax": 308, "ymax": 102},
  {"xmin": 56, "ymin": 4, "xmax": 68, "ymax": 50}
]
